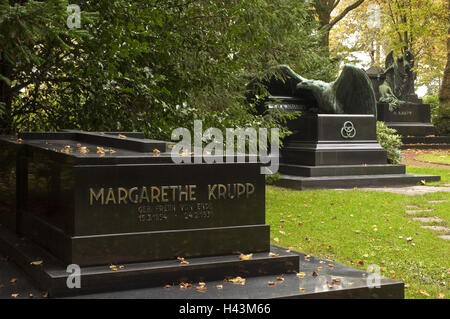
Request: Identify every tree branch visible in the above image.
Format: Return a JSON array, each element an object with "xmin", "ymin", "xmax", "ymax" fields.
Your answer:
[{"xmin": 329, "ymin": 0, "xmax": 365, "ymax": 27}]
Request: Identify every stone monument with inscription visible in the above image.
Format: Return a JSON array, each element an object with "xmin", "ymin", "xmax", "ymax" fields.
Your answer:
[
  {"xmin": 0, "ymin": 131, "xmax": 406, "ymax": 298},
  {"xmin": 247, "ymin": 65, "xmax": 440, "ymax": 189},
  {"xmin": 366, "ymin": 50, "xmax": 435, "ymax": 137}
]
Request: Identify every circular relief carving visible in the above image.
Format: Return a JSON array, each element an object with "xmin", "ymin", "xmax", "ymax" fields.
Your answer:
[{"xmin": 340, "ymin": 121, "xmax": 356, "ymax": 139}]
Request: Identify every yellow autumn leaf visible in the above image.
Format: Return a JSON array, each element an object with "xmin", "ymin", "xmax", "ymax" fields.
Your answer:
[
  {"xmin": 227, "ymin": 276, "xmax": 246, "ymax": 285},
  {"xmin": 239, "ymin": 253, "xmax": 253, "ymax": 261},
  {"xmin": 30, "ymin": 260, "xmax": 43, "ymax": 266}
]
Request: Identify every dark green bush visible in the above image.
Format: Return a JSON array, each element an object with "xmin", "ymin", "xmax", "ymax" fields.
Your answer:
[
  {"xmin": 376, "ymin": 121, "xmax": 403, "ymax": 164},
  {"xmin": 423, "ymin": 95, "xmax": 450, "ymax": 136}
]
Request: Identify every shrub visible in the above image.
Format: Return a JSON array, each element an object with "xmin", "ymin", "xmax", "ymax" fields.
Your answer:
[
  {"xmin": 423, "ymin": 95, "xmax": 450, "ymax": 136},
  {"xmin": 265, "ymin": 172, "xmax": 281, "ymax": 185},
  {"xmin": 376, "ymin": 121, "xmax": 403, "ymax": 164}
]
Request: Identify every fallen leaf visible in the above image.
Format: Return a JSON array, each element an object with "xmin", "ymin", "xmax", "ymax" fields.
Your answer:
[
  {"xmin": 77, "ymin": 146, "xmax": 89, "ymax": 154},
  {"xmin": 179, "ymin": 282, "xmax": 192, "ymax": 289},
  {"xmin": 42, "ymin": 292, "xmax": 49, "ymax": 298},
  {"xmin": 273, "ymin": 237, "xmax": 279, "ymax": 243},
  {"xmin": 153, "ymin": 148, "xmax": 160, "ymax": 156},
  {"xmin": 216, "ymin": 285, "xmax": 223, "ymax": 289},
  {"xmin": 319, "ymin": 260, "xmax": 325, "ymax": 264},
  {"xmin": 312, "ymin": 271, "xmax": 318, "ymax": 277},
  {"xmin": 196, "ymin": 285, "xmax": 207, "ymax": 292},
  {"xmin": 299, "ymin": 288, "xmax": 305, "ymax": 292},
  {"xmin": 10, "ymin": 278, "xmax": 17, "ymax": 284},
  {"xmin": 437, "ymin": 293, "xmax": 445, "ymax": 299},
  {"xmin": 328, "ymin": 264, "xmax": 334, "ymax": 268},
  {"xmin": 118, "ymin": 134, "xmax": 126, "ymax": 139},
  {"xmin": 296, "ymin": 272, "xmax": 306, "ymax": 278},
  {"xmin": 419, "ymin": 290, "xmax": 430, "ymax": 297},
  {"xmin": 164, "ymin": 284, "xmax": 172, "ymax": 288},
  {"xmin": 332, "ymin": 278, "xmax": 341, "ymax": 284},
  {"xmin": 30, "ymin": 260, "xmax": 43, "ymax": 266},
  {"xmin": 268, "ymin": 281, "xmax": 276, "ymax": 286},
  {"xmin": 239, "ymin": 253, "xmax": 253, "ymax": 261},
  {"xmin": 268, "ymin": 252, "xmax": 279, "ymax": 258},
  {"xmin": 276, "ymin": 276, "xmax": 284, "ymax": 282},
  {"xmin": 11, "ymin": 293, "xmax": 19, "ymax": 298},
  {"xmin": 355, "ymin": 230, "xmax": 361, "ymax": 234},
  {"xmin": 227, "ymin": 276, "xmax": 246, "ymax": 285}
]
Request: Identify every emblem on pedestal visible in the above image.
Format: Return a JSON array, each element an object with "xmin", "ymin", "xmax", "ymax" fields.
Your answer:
[{"xmin": 341, "ymin": 121, "xmax": 356, "ymax": 139}]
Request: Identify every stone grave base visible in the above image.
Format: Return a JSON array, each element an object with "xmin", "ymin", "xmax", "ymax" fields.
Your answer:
[
  {"xmin": 0, "ymin": 223, "xmax": 403, "ymax": 299},
  {"xmin": 274, "ymin": 170, "xmax": 441, "ymax": 190},
  {"xmin": 401, "ymin": 136, "xmax": 450, "ymax": 149}
]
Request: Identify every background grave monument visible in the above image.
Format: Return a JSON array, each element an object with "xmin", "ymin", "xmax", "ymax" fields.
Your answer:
[
  {"xmin": 366, "ymin": 50, "xmax": 436, "ymax": 139},
  {"xmin": 247, "ymin": 65, "xmax": 440, "ymax": 189}
]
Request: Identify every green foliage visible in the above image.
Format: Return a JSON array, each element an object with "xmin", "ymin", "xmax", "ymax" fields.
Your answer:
[
  {"xmin": 265, "ymin": 172, "xmax": 281, "ymax": 185},
  {"xmin": 1, "ymin": 0, "xmax": 338, "ymax": 139},
  {"xmin": 376, "ymin": 121, "xmax": 403, "ymax": 164},
  {"xmin": 432, "ymin": 105, "xmax": 450, "ymax": 136},
  {"xmin": 420, "ymin": 95, "xmax": 449, "ymax": 136}
]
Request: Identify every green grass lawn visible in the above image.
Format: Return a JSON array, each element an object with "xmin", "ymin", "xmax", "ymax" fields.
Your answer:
[
  {"xmin": 406, "ymin": 166, "xmax": 450, "ymax": 185},
  {"xmin": 266, "ymin": 168, "xmax": 450, "ymax": 299},
  {"xmin": 415, "ymin": 153, "xmax": 450, "ymax": 165}
]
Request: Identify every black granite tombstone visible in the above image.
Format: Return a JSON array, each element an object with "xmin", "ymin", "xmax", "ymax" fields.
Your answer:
[
  {"xmin": 0, "ymin": 131, "xmax": 405, "ymax": 299},
  {"xmin": 251, "ymin": 76, "xmax": 440, "ymax": 189},
  {"xmin": 0, "ymin": 131, "xmax": 304, "ymax": 296},
  {"xmin": 366, "ymin": 65, "xmax": 435, "ymax": 137}
]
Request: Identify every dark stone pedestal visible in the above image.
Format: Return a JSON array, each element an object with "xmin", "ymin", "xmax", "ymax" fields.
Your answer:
[
  {"xmin": 377, "ymin": 103, "xmax": 435, "ymax": 137},
  {"xmin": 2, "ymin": 132, "xmax": 269, "ymax": 267},
  {"xmin": 0, "ymin": 224, "xmax": 403, "ymax": 299},
  {"xmin": 275, "ymin": 114, "xmax": 440, "ymax": 190}
]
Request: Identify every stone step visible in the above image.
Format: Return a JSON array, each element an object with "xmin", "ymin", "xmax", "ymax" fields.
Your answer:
[
  {"xmin": 412, "ymin": 217, "xmax": 444, "ymax": 223},
  {"xmin": 421, "ymin": 225, "xmax": 449, "ymax": 232},
  {"xmin": 279, "ymin": 164, "xmax": 405, "ymax": 177},
  {"xmin": 405, "ymin": 209, "xmax": 434, "ymax": 214},
  {"xmin": 0, "ymin": 224, "xmax": 298, "ymax": 298},
  {"xmin": 274, "ymin": 174, "xmax": 441, "ymax": 190}
]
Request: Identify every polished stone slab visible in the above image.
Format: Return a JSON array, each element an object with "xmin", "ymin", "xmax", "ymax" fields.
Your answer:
[
  {"xmin": 0, "ymin": 223, "xmax": 296, "ymax": 297},
  {"xmin": 2, "ymin": 131, "xmax": 268, "ymax": 266},
  {"xmin": 279, "ymin": 164, "xmax": 405, "ymax": 177},
  {"xmin": 0, "ymin": 226, "xmax": 403, "ymax": 299},
  {"xmin": 275, "ymin": 173, "xmax": 441, "ymax": 190},
  {"xmin": 401, "ymin": 136, "xmax": 450, "ymax": 149}
]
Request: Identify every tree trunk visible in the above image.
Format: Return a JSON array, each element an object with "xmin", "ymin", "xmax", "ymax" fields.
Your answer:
[
  {"xmin": 439, "ymin": 26, "xmax": 450, "ymax": 111},
  {"xmin": 0, "ymin": 57, "xmax": 13, "ymax": 135}
]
